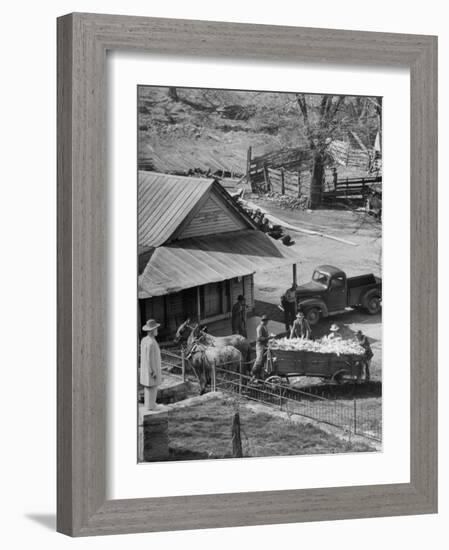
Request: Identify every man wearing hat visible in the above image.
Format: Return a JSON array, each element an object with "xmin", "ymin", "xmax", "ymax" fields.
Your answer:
[
  {"xmin": 328, "ymin": 323, "xmax": 341, "ymax": 339},
  {"xmin": 279, "ymin": 285, "xmax": 297, "ymax": 332},
  {"xmin": 356, "ymin": 330, "xmax": 373, "ymax": 381},
  {"xmin": 250, "ymin": 314, "xmax": 270, "ymax": 381},
  {"xmin": 290, "ymin": 311, "xmax": 311, "ymax": 339},
  {"xmin": 140, "ymin": 319, "xmax": 163, "ymax": 410},
  {"xmin": 231, "ymin": 294, "xmax": 248, "ymax": 337}
]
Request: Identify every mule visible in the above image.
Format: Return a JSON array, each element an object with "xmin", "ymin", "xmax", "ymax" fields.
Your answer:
[
  {"xmin": 175, "ymin": 319, "xmax": 252, "ymax": 365},
  {"xmin": 186, "ymin": 341, "xmax": 243, "ymax": 395}
]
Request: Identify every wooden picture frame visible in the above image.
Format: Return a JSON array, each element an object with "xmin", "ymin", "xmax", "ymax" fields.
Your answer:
[{"xmin": 57, "ymin": 12, "xmax": 438, "ymax": 536}]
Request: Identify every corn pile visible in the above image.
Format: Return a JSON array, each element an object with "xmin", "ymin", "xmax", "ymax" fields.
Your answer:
[{"xmin": 269, "ymin": 336, "xmax": 365, "ymax": 356}]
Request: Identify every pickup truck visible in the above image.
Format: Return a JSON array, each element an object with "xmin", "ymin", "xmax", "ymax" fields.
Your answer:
[{"xmin": 294, "ymin": 265, "xmax": 382, "ymax": 325}]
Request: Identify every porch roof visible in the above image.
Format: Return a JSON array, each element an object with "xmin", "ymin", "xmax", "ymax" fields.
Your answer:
[{"xmin": 138, "ymin": 229, "xmax": 299, "ymax": 298}]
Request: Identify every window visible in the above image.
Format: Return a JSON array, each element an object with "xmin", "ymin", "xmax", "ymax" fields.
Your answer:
[
  {"xmin": 330, "ymin": 276, "xmax": 345, "ymax": 289},
  {"xmin": 312, "ymin": 271, "xmax": 329, "ymax": 286}
]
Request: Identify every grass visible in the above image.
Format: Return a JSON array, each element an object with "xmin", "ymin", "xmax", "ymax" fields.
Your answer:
[{"xmin": 166, "ymin": 396, "xmax": 375, "ymax": 461}]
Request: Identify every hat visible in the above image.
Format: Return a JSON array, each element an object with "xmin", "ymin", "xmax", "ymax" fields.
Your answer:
[
  {"xmin": 142, "ymin": 319, "xmax": 160, "ymax": 332},
  {"xmin": 356, "ymin": 330, "xmax": 363, "ymax": 338},
  {"xmin": 329, "ymin": 324, "xmax": 340, "ymax": 332},
  {"xmin": 261, "ymin": 314, "xmax": 269, "ymax": 322},
  {"xmin": 237, "ymin": 294, "xmax": 245, "ymax": 301}
]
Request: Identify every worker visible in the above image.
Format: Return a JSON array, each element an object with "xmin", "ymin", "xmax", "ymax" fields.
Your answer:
[
  {"xmin": 328, "ymin": 323, "xmax": 341, "ymax": 339},
  {"xmin": 231, "ymin": 294, "xmax": 247, "ymax": 337},
  {"xmin": 290, "ymin": 311, "xmax": 311, "ymax": 339},
  {"xmin": 356, "ymin": 330, "xmax": 373, "ymax": 381},
  {"xmin": 279, "ymin": 286, "xmax": 297, "ymax": 332},
  {"xmin": 250, "ymin": 314, "xmax": 270, "ymax": 382},
  {"xmin": 140, "ymin": 318, "xmax": 163, "ymax": 410}
]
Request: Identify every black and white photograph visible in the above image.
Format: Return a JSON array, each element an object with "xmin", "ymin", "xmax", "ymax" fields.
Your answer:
[{"xmin": 137, "ymin": 86, "xmax": 383, "ymax": 462}]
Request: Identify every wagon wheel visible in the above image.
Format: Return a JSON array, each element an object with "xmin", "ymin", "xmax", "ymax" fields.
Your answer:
[
  {"xmin": 264, "ymin": 375, "xmax": 285, "ymax": 390},
  {"xmin": 331, "ymin": 369, "xmax": 348, "ymax": 384},
  {"xmin": 264, "ymin": 375, "xmax": 283, "ymax": 385}
]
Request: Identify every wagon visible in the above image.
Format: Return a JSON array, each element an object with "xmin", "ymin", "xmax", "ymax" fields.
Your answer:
[{"xmin": 265, "ymin": 347, "xmax": 364, "ymax": 383}]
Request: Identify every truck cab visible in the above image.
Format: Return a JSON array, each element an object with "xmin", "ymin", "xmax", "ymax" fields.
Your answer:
[{"xmin": 293, "ymin": 265, "xmax": 382, "ymax": 325}]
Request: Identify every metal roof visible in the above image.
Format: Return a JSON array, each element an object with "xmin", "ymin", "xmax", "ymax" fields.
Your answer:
[
  {"xmin": 138, "ymin": 171, "xmax": 213, "ymax": 248},
  {"xmin": 138, "ymin": 230, "xmax": 299, "ymax": 298}
]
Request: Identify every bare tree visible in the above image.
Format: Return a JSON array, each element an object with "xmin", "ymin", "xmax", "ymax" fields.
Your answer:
[{"xmin": 296, "ymin": 94, "xmax": 346, "ymax": 209}]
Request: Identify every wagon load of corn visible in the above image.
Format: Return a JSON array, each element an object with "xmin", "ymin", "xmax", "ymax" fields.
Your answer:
[
  {"xmin": 266, "ymin": 336, "xmax": 365, "ymax": 381},
  {"xmin": 269, "ymin": 336, "xmax": 365, "ymax": 356}
]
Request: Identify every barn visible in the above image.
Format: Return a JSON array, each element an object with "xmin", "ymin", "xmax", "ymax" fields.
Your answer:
[{"xmin": 138, "ymin": 171, "xmax": 298, "ymax": 340}]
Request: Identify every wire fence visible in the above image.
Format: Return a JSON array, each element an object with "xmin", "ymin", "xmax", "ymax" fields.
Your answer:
[{"xmin": 160, "ymin": 350, "xmax": 381, "ymax": 443}]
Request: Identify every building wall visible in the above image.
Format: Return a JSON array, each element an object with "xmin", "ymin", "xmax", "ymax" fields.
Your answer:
[
  {"xmin": 179, "ymin": 193, "xmax": 247, "ymax": 239},
  {"xmin": 139, "ymin": 274, "xmax": 254, "ymax": 340}
]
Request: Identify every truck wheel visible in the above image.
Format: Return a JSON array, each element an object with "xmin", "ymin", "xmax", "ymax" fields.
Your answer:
[
  {"xmin": 365, "ymin": 295, "xmax": 381, "ymax": 315},
  {"xmin": 305, "ymin": 307, "xmax": 321, "ymax": 326}
]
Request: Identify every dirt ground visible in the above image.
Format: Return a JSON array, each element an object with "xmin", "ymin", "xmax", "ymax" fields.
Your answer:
[{"xmin": 250, "ymin": 197, "xmax": 382, "ymax": 382}]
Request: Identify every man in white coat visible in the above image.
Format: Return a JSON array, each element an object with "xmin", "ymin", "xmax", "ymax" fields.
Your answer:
[{"xmin": 140, "ymin": 319, "xmax": 163, "ymax": 410}]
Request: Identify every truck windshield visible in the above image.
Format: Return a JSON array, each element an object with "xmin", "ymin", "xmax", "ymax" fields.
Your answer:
[{"xmin": 312, "ymin": 271, "xmax": 329, "ymax": 286}]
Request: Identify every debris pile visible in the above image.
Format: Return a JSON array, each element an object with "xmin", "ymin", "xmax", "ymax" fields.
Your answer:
[{"xmin": 263, "ymin": 192, "xmax": 309, "ymax": 210}]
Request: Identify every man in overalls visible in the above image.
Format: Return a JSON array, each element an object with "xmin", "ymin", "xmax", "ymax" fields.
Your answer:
[
  {"xmin": 250, "ymin": 314, "xmax": 270, "ymax": 382},
  {"xmin": 356, "ymin": 330, "xmax": 373, "ymax": 381},
  {"xmin": 290, "ymin": 311, "xmax": 311, "ymax": 339}
]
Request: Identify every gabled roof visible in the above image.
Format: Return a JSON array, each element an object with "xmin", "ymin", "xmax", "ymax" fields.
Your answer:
[
  {"xmin": 138, "ymin": 171, "xmax": 256, "ymax": 249},
  {"xmin": 138, "ymin": 171, "xmax": 212, "ymax": 248}
]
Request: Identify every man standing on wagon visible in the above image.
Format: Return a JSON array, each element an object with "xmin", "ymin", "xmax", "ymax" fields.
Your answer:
[
  {"xmin": 290, "ymin": 310, "xmax": 311, "ymax": 339},
  {"xmin": 250, "ymin": 314, "xmax": 270, "ymax": 382}
]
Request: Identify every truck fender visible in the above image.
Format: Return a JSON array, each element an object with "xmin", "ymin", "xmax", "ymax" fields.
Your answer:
[{"xmin": 297, "ymin": 298, "xmax": 329, "ymax": 318}]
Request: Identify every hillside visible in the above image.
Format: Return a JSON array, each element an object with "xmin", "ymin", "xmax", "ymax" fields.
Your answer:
[{"xmin": 137, "ymin": 86, "xmax": 381, "ymax": 177}]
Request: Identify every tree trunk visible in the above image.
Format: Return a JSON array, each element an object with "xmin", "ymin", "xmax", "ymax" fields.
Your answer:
[{"xmin": 309, "ymin": 151, "xmax": 325, "ymax": 209}]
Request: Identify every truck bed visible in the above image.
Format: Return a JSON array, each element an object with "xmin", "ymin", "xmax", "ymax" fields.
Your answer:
[{"xmin": 347, "ymin": 274, "xmax": 381, "ymax": 307}]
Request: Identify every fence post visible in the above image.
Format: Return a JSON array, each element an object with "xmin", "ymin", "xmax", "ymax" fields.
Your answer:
[
  {"xmin": 281, "ymin": 168, "xmax": 285, "ymax": 195},
  {"xmin": 212, "ymin": 364, "xmax": 216, "ymax": 392},
  {"xmin": 246, "ymin": 146, "xmax": 252, "ymax": 188},
  {"xmin": 181, "ymin": 348, "xmax": 186, "ymax": 382},
  {"xmin": 239, "ymin": 360, "xmax": 242, "ymax": 396},
  {"xmin": 353, "ymin": 398, "xmax": 357, "ymax": 435},
  {"xmin": 263, "ymin": 163, "xmax": 270, "ymax": 192}
]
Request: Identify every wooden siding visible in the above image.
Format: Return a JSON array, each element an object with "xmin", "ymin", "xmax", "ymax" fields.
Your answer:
[
  {"xmin": 138, "ymin": 171, "xmax": 212, "ymax": 248},
  {"xmin": 179, "ymin": 192, "xmax": 247, "ymax": 239}
]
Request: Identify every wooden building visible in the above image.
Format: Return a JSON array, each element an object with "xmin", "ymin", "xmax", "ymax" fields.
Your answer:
[{"xmin": 138, "ymin": 171, "xmax": 298, "ymax": 340}]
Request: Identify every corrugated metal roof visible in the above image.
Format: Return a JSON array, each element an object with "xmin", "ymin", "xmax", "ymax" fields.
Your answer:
[
  {"xmin": 138, "ymin": 230, "xmax": 299, "ymax": 298},
  {"xmin": 138, "ymin": 171, "xmax": 213, "ymax": 248}
]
